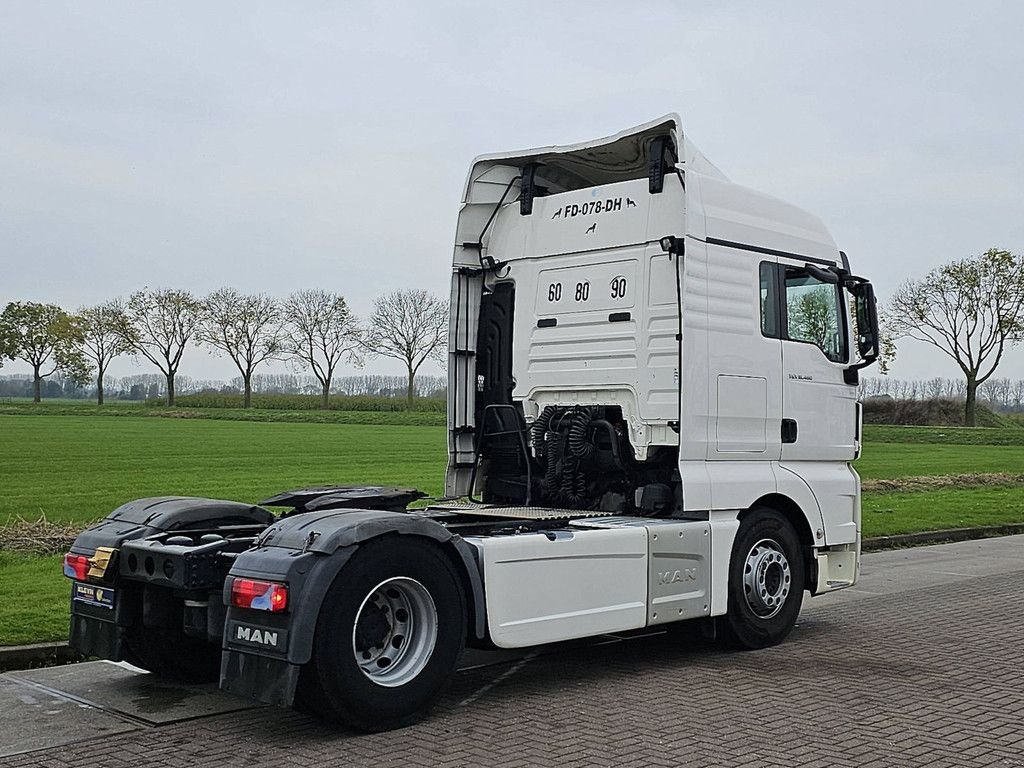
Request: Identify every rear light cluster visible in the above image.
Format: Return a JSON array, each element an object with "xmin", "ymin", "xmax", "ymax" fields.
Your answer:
[
  {"xmin": 63, "ymin": 554, "xmax": 90, "ymax": 581},
  {"xmin": 231, "ymin": 578, "xmax": 288, "ymax": 613}
]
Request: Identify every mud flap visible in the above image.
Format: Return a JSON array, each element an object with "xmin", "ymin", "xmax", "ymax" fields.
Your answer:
[
  {"xmin": 67, "ymin": 584, "xmax": 142, "ymax": 662},
  {"xmin": 220, "ymin": 649, "xmax": 301, "ymax": 707},
  {"xmin": 69, "ymin": 613, "xmax": 125, "ymax": 661}
]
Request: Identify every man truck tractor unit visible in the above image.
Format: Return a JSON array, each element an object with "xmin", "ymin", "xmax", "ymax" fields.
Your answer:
[{"xmin": 63, "ymin": 114, "xmax": 880, "ymax": 732}]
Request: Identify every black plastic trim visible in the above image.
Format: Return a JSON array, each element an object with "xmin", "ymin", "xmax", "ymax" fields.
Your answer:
[
  {"xmin": 706, "ymin": 236, "xmax": 838, "ymax": 267},
  {"xmin": 648, "ymin": 135, "xmax": 677, "ymax": 194},
  {"xmin": 520, "ymin": 163, "xmax": 539, "ymax": 216}
]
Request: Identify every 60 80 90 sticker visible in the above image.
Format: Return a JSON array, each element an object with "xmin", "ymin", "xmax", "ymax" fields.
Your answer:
[{"xmin": 535, "ymin": 260, "xmax": 637, "ymax": 315}]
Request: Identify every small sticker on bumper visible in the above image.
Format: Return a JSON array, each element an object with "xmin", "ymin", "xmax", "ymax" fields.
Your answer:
[{"xmin": 72, "ymin": 582, "xmax": 116, "ymax": 609}]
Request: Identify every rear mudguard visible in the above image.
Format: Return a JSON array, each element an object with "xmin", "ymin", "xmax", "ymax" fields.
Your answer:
[
  {"xmin": 67, "ymin": 497, "xmax": 274, "ymax": 661},
  {"xmin": 70, "ymin": 496, "xmax": 274, "ymax": 556},
  {"xmin": 220, "ymin": 508, "xmax": 486, "ymax": 707}
]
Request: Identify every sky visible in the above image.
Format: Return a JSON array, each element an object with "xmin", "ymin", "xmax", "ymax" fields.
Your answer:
[{"xmin": 2, "ymin": 1, "xmax": 1023, "ymax": 384}]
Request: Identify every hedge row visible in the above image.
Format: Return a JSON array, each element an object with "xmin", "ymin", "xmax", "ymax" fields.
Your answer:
[{"xmin": 861, "ymin": 397, "xmax": 1010, "ymax": 428}]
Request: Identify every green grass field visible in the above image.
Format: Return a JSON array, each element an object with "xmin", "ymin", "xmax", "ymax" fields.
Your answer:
[
  {"xmin": 856, "ymin": 442, "xmax": 1024, "ymax": 478},
  {"xmin": 0, "ymin": 412, "xmax": 448, "ymax": 645},
  {"xmin": 3, "ymin": 413, "xmax": 1024, "ymax": 646},
  {"xmin": 0, "ymin": 401, "xmax": 445, "ymax": 427},
  {"xmin": 0, "ymin": 553, "xmax": 66, "ymax": 646},
  {"xmin": 0, "ymin": 415, "xmax": 447, "ymax": 526}
]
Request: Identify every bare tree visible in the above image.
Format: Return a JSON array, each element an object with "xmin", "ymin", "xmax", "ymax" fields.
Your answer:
[
  {"xmin": 982, "ymin": 377, "xmax": 1013, "ymax": 410},
  {"xmin": 117, "ymin": 288, "xmax": 202, "ymax": 406},
  {"xmin": 0, "ymin": 302, "xmax": 89, "ymax": 402},
  {"xmin": 79, "ymin": 300, "xmax": 132, "ymax": 405},
  {"xmin": 283, "ymin": 289, "xmax": 362, "ymax": 409},
  {"xmin": 889, "ymin": 248, "xmax": 1024, "ymax": 426},
  {"xmin": 924, "ymin": 377, "xmax": 945, "ymax": 400},
  {"xmin": 363, "ymin": 289, "xmax": 448, "ymax": 403},
  {"xmin": 1013, "ymin": 379, "xmax": 1024, "ymax": 412},
  {"xmin": 199, "ymin": 289, "xmax": 285, "ymax": 408}
]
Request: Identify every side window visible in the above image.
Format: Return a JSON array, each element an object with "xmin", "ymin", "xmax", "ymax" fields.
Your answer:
[
  {"xmin": 759, "ymin": 261, "xmax": 779, "ymax": 338},
  {"xmin": 782, "ymin": 266, "xmax": 847, "ymax": 362}
]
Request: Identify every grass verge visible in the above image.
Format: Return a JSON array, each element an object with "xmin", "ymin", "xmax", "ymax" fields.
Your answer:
[
  {"xmin": 0, "ymin": 553, "xmax": 68, "ymax": 645},
  {"xmin": 863, "ymin": 486, "xmax": 1024, "ymax": 536},
  {"xmin": 855, "ymin": 443, "xmax": 1024, "ymax": 480}
]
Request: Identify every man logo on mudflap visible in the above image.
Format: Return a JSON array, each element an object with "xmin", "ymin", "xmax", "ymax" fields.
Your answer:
[{"xmin": 236, "ymin": 625, "xmax": 279, "ymax": 648}]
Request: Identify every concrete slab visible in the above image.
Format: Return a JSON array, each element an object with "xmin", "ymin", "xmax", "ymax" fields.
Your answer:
[
  {"xmin": 7, "ymin": 661, "xmax": 262, "ymax": 726},
  {"xmin": 0, "ymin": 675, "xmax": 138, "ymax": 757}
]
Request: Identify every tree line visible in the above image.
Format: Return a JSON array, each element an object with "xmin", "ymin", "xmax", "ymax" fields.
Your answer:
[
  {"xmin": 4, "ymin": 247, "xmax": 1024, "ymax": 426},
  {"xmin": 0, "ymin": 372, "xmax": 447, "ymax": 402},
  {"xmin": 859, "ymin": 375, "xmax": 1024, "ymax": 413},
  {"xmin": 0, "ymin": 287, "xmax": 448, "ymax": 408}
]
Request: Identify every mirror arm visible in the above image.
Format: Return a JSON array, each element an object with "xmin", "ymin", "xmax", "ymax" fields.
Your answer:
[
  {"xmin": 842, "ymin": 273, "xmax": 870, "ymax": 289},
  {"xmin": 847, "ymin": 353, "xmax": 879, "ymax": 372},
  {"xmin": 803, "ymin": 263, "xmax": 840, "ymax": 284}
]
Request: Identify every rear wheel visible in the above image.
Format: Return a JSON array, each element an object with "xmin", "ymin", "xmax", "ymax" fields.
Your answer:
[
  {"xmin": 295, "ymin": 537, "xmax": 466, "ymax": 732},
  {"xmin": 719, "ymin": 508, "xmax": 805, "ymax": 649}
]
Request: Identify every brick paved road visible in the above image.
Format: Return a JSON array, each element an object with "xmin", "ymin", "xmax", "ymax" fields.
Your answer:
[{"xmin": 3, "ymin": 546, "xmax": 1023, "ymax": 767}]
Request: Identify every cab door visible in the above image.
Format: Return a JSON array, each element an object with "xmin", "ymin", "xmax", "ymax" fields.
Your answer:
[
  {"xmin": 776, "ymin": 259, "xmax": 858, "ymax": 462},
  {"xmin": 705, "ymin": 251, "xmax": 783, "ymax": 461}
]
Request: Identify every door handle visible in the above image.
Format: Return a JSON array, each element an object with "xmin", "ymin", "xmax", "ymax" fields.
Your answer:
[{"xmin": 781, "ymin": 419, "xmax": 798, "ymax": 444}]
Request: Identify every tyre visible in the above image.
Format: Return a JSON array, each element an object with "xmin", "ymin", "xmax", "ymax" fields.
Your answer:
[
  {"xmin": 718, "ymin": 508, "xmax": 805, "ymax": 650},
  {"xmin": 295, "ymin": 537, "xmax": 467, "ymax": 732},
  {"xmin": 122, "ymin": 628, "xmax": 221, "ymax": 683}
]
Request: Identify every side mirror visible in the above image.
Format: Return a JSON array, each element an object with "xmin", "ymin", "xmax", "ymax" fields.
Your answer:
[{"xmin": 850, "ymin": 282, "xmax": 879, "ymax": 363}]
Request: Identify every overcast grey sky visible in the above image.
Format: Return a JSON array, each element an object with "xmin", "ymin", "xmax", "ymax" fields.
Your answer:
[{"xmin": 2, "ymin": 1, "xmax": 1023, "ymax": 383}]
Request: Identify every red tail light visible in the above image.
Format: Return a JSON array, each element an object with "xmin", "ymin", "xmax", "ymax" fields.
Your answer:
[
  {"xmin": 63, "ymin": 553, "xmax": 90, "ymax": 581},
  {"xmin": 231, "ymin": 578, "xmax": 288, "ymax": 613}
]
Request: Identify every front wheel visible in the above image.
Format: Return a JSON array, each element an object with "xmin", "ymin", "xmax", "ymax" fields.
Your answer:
[
  {"xmin": 718, "ymin": 508, "xmax": 805, "ymax": 649},
  {"xmin": 295, "ymin": 537, "xmax": 467, "ymax": 732}
]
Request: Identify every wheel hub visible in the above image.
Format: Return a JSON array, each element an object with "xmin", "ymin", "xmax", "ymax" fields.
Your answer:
[
  {"xmin": 742, "ymin": 538, "xmax": 792, "ymax": 619},
  {"xmin": 352, "ymin": 577, "xmax": 438, "ymax": 687}
]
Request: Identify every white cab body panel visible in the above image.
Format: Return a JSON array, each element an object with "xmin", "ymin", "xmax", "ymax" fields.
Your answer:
[
  {"xmin": 470, "ymin": 527, "xmax": 648, "ymax": 648},
  {"xmin": 467, "ymin": 516, "xmax": 725, "ymax": 648}
]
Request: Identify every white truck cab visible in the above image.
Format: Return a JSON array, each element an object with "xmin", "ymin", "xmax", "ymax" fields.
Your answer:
[{"xmin": 445, "ymin": 114, "xmax": 878, "ymax": 649}]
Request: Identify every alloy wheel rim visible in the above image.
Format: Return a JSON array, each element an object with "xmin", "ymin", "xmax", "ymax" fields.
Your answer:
[
  {"xmin": 352, "ymin": 576, "xmax": 439, "ymax": 687},
  {"xmin": 742, "ymin": 538, "xmax": 792, "ymax": 619}
]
